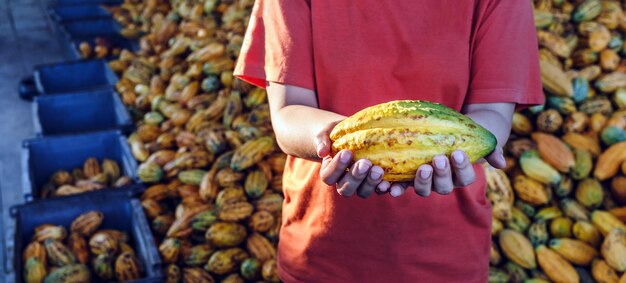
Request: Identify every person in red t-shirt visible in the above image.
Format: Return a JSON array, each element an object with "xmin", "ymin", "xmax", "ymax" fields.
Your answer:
[{"xmin": 235, "ymin": 0, "xmax": 544, "ymax": 282}]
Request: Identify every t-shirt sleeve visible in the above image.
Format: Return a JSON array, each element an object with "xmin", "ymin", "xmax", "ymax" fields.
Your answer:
[
  {"xmin": 465, "ymin": 0, "xmax": 544, "ymax": 110},
  {"xmin": 234, "ymin": 0, "xmax": 315, "ymax": 90}
]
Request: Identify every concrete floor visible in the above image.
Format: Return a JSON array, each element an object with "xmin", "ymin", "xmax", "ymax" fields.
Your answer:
[{"xmin": 0, "ymin": 0, "xmax": 68, "ymax": 279}]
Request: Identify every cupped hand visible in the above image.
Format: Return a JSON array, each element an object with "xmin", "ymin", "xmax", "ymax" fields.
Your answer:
[
  {"xmin": 315, "ymin": 127, "xmax": 388, "ymax": 198},
  {"xmin": 386, "ymin": 147, "xmax": 506, "ymax": 197}
]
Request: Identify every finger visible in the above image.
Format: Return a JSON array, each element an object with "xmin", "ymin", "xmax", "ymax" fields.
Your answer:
[
  {"xmin": 356, "ymin": 166, "xmax": 384, "ymax": 198},
  {"xmin": 336, "ymin": 159, "xmax": 371, "ymax": 197},
  {"xmin": 450, "ymin": 150, "xmax": 476, "ymax": 188},
  {"xmin": 319, "ymin": 150, "xmax": 352, "ymax": 185},
  {"xmin": 432, "ymin": 155, "xmax": 454, "ymax": 195},
  {"xmin": 413, "ymin": 165, "xmax": 433, "ymax": 197},
  {"xmin": 389, "ymin": 183, "xmax": 409, "ymax": 198},
  {"xmin": 314, "ymin": 131, "xmax": 332, "ymax": 158},
  {"xmin": 485, "ymin": 147, "xmax": 506, "ymax": 169},
  {"xmin": 376, "ymin": 180, "xmax": 391, "ymax": 194}
]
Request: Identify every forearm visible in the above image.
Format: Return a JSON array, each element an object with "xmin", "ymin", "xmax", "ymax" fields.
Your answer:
[
  {"xmin": 272, "ymin": 105, "xmax": 345, "ymax": 160},
  {"xmin": 266, "ymin": 82, "xmax": 345, "ymax": 160},
  {"xmin": 462, "ymin": 103, "xmax": 515, "ymax": 150}
]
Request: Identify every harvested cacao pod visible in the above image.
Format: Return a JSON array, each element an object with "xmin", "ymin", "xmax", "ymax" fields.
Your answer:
[
  {"xmin": 71, "ymin": 211, "xmax": 103, "ymax": 236},
  {"xmin": 329, "ymin": 100, "xmax": 495, "ymax": 182}
]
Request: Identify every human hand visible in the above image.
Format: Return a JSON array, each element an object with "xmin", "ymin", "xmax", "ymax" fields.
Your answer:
[
  {"xmin": 315, "ymin": 124, "xmax": 389, "ymax": 198},
  {"xmin": 383, "ymin": 147, "xmax": 505, "ymax": 197}
]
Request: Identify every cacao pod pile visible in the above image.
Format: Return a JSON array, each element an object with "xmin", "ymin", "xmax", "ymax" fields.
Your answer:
[
  {"xmin": 106, "ymin": 0, "xmax": 283, "ymax": 281},
  {"xmin": 100, "ymin": 0, "xmax": 626, "ymax": 281},
  {"xmin": 77, "ymin": 37, "xmax": 123, "ymax": 59},
  {"xmin": 22, "ymin": 211, "xmax": 143, "ymax": 283},
  {"xmin": 40, "ymin": 158, "xmax": 133, "ymax": 199},
  {"xmin": 489, "ymin": 0, "xmax": 626, "ymax": 281}
]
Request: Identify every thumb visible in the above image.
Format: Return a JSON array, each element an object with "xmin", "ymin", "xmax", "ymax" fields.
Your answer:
[
  {"xmin": 485, "ymin": 147, "xmax": 506, "ymax": 169},
  {"xmin": 314, "ymin": 134, "xmax": 331, "ymax": 158}
]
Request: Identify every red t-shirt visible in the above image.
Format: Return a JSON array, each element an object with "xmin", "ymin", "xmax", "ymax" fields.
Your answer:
[{"xmin": 235, "ymin": 1, "xmax": 544, "ymax": 282}]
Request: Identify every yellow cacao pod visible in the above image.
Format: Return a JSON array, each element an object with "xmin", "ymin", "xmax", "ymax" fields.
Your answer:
[
  {"xmin": 498, "ymin": 229, "xmax": 536, "ymax": 269},
  {"xmin": 512, "ymin": 112, "xmax": 533, "ymax": 135},
  {"xmin": 246, "ymin": 233, "xmax": 277, "ymax": 262},
  {"xmin": 329, "ymin": 100, "xmax": 496, "ymax": 182},
  {"xmin": 83, "ymin": 157, "xmax": 101, "ymax": 178},
  {"xmin": 24, "ymin": 258, "xmax": 46, "ymax": 283},
  {"xmin": 592, "ymin": 210, "xmax": 626, "ymax": 236},
  {"xmin": 32, "ymin": 224, "xmax": 67, "ymax": 242},
  {"xmin": 592, "ymin": 259, "xmax": 620, "ymax": 283},
  {"xmin": 44, "ymin": 240, "xmax": 76, "ymax": 267},
  {"xmin": 540, "ymin": 59, "xmax": 574, "ymax": 97},
  {"xmin": 577, "ymin": 179, "xmax": 605, "ymax": 211},
  {"xmin": 262, "ymin": 259, "xmax": 280, "ymax": 283},
  {"xmin": 573, "ymin": 220, "xmax": 602, "ymax": 247},
  {"xmin": 563, "ymin": 132, "xmax": 602, "ymax": 157},
  {"xmin": 205, "ymin": 222, "xmax": 247, "ymax": 248},
  {"xmin": 484, "ymin": 164, "xmax": 514, "ymax": 220},
  {"xmin": 159, "ymin": 238, "xmax": 181, "ymax": 264},
  {"xmin": 601, "ymin": 228, "xmax": 626, "ymax": 272},
  {"xmin": 71, "ymin": 211, "xmax": 104, "ymax": 236},
  {"xmin": 536, "ymin": 245, "xmax": 579, "ymax": 283},
  {"xmin": 550, "ymin": 217, "xmax": 573, "ymax": 238},
  {"xmin": 512, "ymin": 175, "xmax": 550, "ymax": 205},
  {"xmin": 205, "ymin": 248, "xmax": 248, "ymax": 275},
  {"xmin": 549, "ymin": 238, "xmax": 597, "ymax": 266},
  {"xmin": 519, "ymin": 150, "xmax": 561, "ymax": 185},
  {"xmin": 115, "ymin": 251, "xmax": 142, "ymax": 282},
  {"xmin": 89, "ymin": 231, "xmax": 119, "ymax": 255},
  {"xmin": 23, "ymin": 241, "xmax": 46, "ymax": 266},
  {"xmin": 218, "ymin": 202, "xmax": 254, "ymax": 222},
  {"xmin": 230, "ymin": 137, "xmax": 275, "ymax": 171},
  {"xmin": 182, "ymin": 267, "xmax": 215, "ymax": 283}
]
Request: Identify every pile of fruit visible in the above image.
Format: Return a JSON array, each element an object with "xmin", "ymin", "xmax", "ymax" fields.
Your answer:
[
  {"xmin": 78, "ymin": 38, "xmax": 123, "ymax": 59},
  {"xmin": 40, "ymin": 158, "xmax": 133, "ymax": 199},
  {"xmin": 100, "ymin": 0, "xmax": 626, "ymax": 281},
  {"xmin": 487, "ymin": 0, "xmax": 626, "ymax": 282},
  {"xmin": 22, "ymin": 211, "xmax": 142, "ymax": 282},
  {"xmin": 106, "ymin": 0, "xmax": 284, "ymax": 281}
]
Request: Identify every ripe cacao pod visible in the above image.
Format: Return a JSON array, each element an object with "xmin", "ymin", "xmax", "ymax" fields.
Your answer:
[
  {"xmin": 498, "ymin": 229, "xmax": 536, "ymax": 269},
  {"xmin": 70, "ymin": 211, "xmax": 103, "ymax": 236},
  {"xmin": 44, "ymin": 240, "xmax": 76, "ymax": 267},
  {"xmin": 329, "ymin": 100, "xmax": 496, "ymax": 182},
  {"xmin": 549, "ymin": 238, "xmax": 597, "ymax": 266},
  {"xmin": 67, "ymin": 233, "xmax": 89, "ymax": 264},
  {"xmin": 42, "ymin": 264, "xmax": 91, "ymax": 283},
  {"xmin": 205, "ymin": 248, "xmax": 248, "ymax": 275},
  {"xmin": 205, "ymin": 222, "xmax": 247, "ymax": 248},
  {"xmin": 231, "ymin": 136, "xmax": 275, "ymax": 171},
  {"xmin": 32, "ymin": 224, "xmax": 67, "ymax": 242},
  {"xmin": 114, "ymin": 251, "xmax": 142, "ymax": 282},
  {"xmin": 24, "ymin": 258, "xmax": 46, "ymax": 283},
  {"xmin": 89, "ymin": 231, "xmax": 119, "ymax": 255},
  {"xmin": 601, "ymin": 228, "xmax": 626, "ymax": 272},
  {"xmin": 536, "ymin": 245, "xmax": 579, "ymax": 283}
]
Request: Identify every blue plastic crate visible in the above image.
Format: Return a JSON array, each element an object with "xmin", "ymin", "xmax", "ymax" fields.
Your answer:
[
  {"xmin": 67, "ymin": 35, "xmax": 140, "ymax": 60},
  {"xmin": 21, "ymin": 130, "xmax": 138, "ymax": 202},
  {"xmin": 48, "ymin": 5, "xmax": 111, "ymax": 22},
  {"xmin": 33, "ymin": 88, "xmax": 132, "ymax": 136},
  {"xmin": 10, "ymin": 190, "xmax": 163, "ymax": 282},
  {"xmin": 30, "ymin": 59, "xmax": 118, "ymax": 95},
  {"xmin": 61, "ymin": 18, "xmax": 122, "ymax": 40}
]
